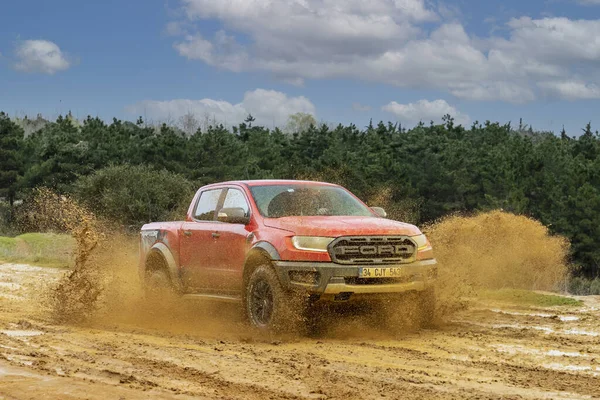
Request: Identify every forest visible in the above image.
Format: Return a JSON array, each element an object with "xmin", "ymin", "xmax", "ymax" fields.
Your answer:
[{"xmin": 1, "ymin": 111, "xmax": 599, "ymax": 281}]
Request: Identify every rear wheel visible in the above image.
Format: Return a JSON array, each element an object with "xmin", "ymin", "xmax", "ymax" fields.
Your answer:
[
  {"xmin": 145, "ymin": 268, "xmax": 175, "ymax": 302},
  {"xmin": 144, "ymin": 251, "xmax": 177, "ymax": 303},
  {"xmin": 245, "ymin": 264, "xmax": 302, "ymax": 333}
]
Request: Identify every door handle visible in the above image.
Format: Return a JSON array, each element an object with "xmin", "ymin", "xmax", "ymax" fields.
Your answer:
[
  {"xmin": 183, "ymin": 230, "xmax": 192, "ymax": 237},
  {"xmin": 212, "ymin": 232, "xmax": 220, "ymax": 239}
]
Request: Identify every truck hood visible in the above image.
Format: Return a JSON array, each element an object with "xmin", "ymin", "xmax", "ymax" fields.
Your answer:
[{"xmin": 262, "ymin": 216, "xmax": 421, "ymax": 237}]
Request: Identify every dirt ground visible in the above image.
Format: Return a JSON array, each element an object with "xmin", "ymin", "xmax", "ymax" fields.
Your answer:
[{"xmin": 0, "ymin": 263, "xmax": 599, "ymax": 400}]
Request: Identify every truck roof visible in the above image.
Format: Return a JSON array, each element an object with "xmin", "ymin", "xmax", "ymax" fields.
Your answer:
[{"xmin": 203, "ymin": 179, "xmax": 340, "ymax": 188}]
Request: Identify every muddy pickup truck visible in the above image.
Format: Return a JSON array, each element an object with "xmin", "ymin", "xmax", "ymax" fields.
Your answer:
[{"xmin": 139, "ymin": 180, "xmax": 437, "ymax": 331}]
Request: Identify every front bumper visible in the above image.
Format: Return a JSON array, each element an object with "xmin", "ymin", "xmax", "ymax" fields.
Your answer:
[{"xmin": 273, "ymin": 259, "xmax": 437, "ymax": 300}]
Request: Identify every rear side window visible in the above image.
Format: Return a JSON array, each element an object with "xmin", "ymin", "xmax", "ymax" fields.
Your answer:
[
  {"xmin": 194, "ymin": 189, "xmax": 222, "ymax": 221},
  {"xmin": 221, "ymin": 188, "xmax": 250, "ymax": 216}
]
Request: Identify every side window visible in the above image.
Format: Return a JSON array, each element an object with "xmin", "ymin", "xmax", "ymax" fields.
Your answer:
[
  {"xmin": 194, "ymin": 189, "xmax": 222, "ymax": 221},
  {"xmin": 221, "ymin": 189, "xmax": 250, "ymax": 216}
]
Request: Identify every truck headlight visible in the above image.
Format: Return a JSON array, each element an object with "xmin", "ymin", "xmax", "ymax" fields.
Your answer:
[
  {"xmin": 291, "ymin": 236, "xmax": 335, "ymax": 252},
  {"xmin": 411, "ymin": 234, "xmax": 432, "ymax": 251}
]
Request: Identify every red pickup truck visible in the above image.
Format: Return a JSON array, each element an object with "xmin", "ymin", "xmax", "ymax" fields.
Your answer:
[{"xmin": 139, "ymin": 180, "xmax": 437, "ymax": 332}]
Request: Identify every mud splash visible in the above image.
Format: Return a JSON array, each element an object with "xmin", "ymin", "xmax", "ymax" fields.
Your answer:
[
  {"xmin": 15, "ymin": 189, "xmax": 252, "ymax": 339},
  {"xmin": 18, "ymin": 188, "xmax": 104, "ymax": 323},
  {"xmin": 77, "ymin": 232, "xmax": 257, "ymax": 340},
  {"xmin": 425, "ymin": 210, "xmax": 570, "ymax": 317},
  {"xmin": 20, "ymin": 188, "xmax": 572, "ymax": 337}
]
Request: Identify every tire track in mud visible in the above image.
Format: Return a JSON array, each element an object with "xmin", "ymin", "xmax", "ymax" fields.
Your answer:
[
  {"xmin": 0, "ymin": 320, "xmax": 594, "ymax": 400},
  {"xmin": 4, "ymin": 322, "xmax": 588, "ymax": 399}
]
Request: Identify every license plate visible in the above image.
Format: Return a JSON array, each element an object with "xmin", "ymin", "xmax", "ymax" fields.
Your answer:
[{"xmin": 359, "ymin": 267, "xmax": 405, "ymax": 278}]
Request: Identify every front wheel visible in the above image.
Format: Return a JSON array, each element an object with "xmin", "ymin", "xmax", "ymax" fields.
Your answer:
[{"xmin": 244, "ymin": 265, "xmax": 302, "ymax": 333}]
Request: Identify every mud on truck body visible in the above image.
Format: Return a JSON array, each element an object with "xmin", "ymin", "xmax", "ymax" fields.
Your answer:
[{"xmin": 139, "ymin": 180, "xmax": 438, "ymax": 332}]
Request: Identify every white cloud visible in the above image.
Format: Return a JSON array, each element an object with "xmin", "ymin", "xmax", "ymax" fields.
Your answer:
[
  {"xmin": 496, "ymin": 17, "xmax": 600, "ymax": 66},
  {"xmin": 169, "ymin": 1, "xmax": 600, "ymax": 103},
  {"xmin": 448, "ymin": 82, "xmax": 536, "ymax": 103},
  {"xmin": 181, "ymin": 0, "xmax": 437, "ymax": 27},
  {"xmin": 383, "ymin": 99, "xmax": 470, "ymax": 126},
  {"xmin": 174, "ymin": 0, "xmax": 436, "ymax": 80},
  {"xmin": 14, "ymin": 40, "xmax": 71, "ymax": 74},
  {"xmin": 174, "ymin": 31, "xmax": 248, "ymax": 72},
  {"xmin": 577, "ymin": 0, "xmax": 600, "ymax": 5},
  {"xmin": 538, "ymin": 80, "xmax": 600, "ymax": 100},
  {"xmin": 126, "ymin": 89, "xmax": 316, "ymax": 128}
]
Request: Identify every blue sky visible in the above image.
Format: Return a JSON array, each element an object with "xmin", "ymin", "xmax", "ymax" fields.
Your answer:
[{"xmin": 1, "ymin": 0, "xmax": 600, "ymax": 134}]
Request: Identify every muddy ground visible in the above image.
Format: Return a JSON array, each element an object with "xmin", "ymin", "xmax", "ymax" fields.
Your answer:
[{"xmin": 0, "ymin": 263, "xmax": 599, "ymax": 400}]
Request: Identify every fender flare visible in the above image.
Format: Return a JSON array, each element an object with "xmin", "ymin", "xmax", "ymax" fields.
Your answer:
[
  {"xmin": 248, "ymin": 241, "xmax": 281, "ymax": 261},
  {"xmin": 147, "ymin": 242, "xmax": 182, "ymax": 292},
  {"xmin": 243, "ymin": 241, "xmax": 281, "ymax": 283}
]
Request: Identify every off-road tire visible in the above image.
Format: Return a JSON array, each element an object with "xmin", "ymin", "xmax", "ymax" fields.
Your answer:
[
  {"xmin": 144, "ymin": 268, "xmax": 175, "ymax": 303},
  {"xmin": 245, "ymin": 264, "xmax": 301, "ymax": 333}
]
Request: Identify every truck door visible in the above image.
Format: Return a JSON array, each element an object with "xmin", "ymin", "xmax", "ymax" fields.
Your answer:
[
  {"xmin": 179, "ymin": 188, "xmax": 224, "ymax": 291},
  {"xmin": 212, "ymin": 187, "xmax": 253, "ymax": 292}
]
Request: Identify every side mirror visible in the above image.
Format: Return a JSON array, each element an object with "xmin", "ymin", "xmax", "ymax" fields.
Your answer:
[
  {"xmin": 217, "ymin": 207, "xmax": 250, "ymax": 224},
  {"xmin": 371, "ymin": 207, "xmax": 387, "ymax": 218}
]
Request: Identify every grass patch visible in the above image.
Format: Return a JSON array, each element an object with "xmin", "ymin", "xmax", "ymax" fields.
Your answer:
[
  {"xmin": 478, "ymin": 289, "xmax": 583, "ymax": 307},
  {"xmin": 0, "ymin": 232, "xmax": 75, "ymax": 268},
  {"xmin": 568, "ymin": 276, "xmax": 600, "ymax": 296}
]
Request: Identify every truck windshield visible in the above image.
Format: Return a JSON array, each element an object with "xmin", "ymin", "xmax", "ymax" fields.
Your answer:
[{"xmin": 249, "ymin": 184, "xmax": 374, "ymax": 218}]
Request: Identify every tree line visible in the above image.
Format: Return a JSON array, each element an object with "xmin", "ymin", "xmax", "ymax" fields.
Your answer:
[{"xmin": 1, "ymin": 111, "xmax": 599, "ymax": 278}]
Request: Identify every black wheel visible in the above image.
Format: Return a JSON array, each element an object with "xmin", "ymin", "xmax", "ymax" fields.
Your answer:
[
  {"xmin": 145, "ymin": 268, "xmax": 175, "ymax": 303},
  {"xmin": 245, "ymin": 264, "xmax": 301, "ymax": 333},
  {"xmin": 250, "ymin": 279, "xmax": 274, "ymax": 326}
]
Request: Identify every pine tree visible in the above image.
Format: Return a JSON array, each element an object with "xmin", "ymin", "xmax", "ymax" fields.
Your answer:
[
  {"xmin": 244, "ymin": 114, "xmax": 256, "ymax": 128},
  {"xmin": 0, "ymin": 113, "xmax": 24, "ymax": 207}
]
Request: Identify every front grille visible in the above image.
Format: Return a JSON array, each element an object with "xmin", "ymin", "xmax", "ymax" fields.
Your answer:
[{"xmin": 328, "ymin": 236, "xmax": 416, "ymax": 265}]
